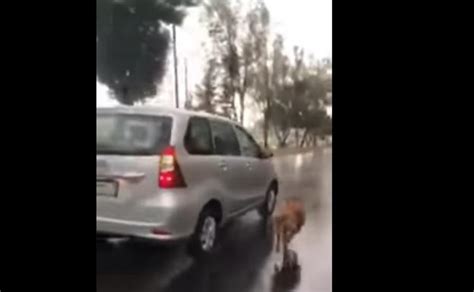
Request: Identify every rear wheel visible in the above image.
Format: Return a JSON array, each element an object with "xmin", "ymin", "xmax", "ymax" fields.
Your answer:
[
  {"xmin": 188, "ymin": 207, "xmax": 219, "ymax": 258},
  {"xmin": 258, "ymin": 186, "xmax": 277, "ymax": 219}
]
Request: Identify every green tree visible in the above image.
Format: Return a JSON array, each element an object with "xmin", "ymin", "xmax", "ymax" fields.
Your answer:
[
  {"xmin": 271, "ymin": 85, "xmax": 293, "ymax": 147},
  {"xmin": 201, "ymin": 0, "xmax": 239, "ymax": 120},
  {"xmin": 269, "ymin": 51, "xmax": 332, "ymax": 147},
  {"xmin": 246, "ymin": 0, "xmax": 271, "ymax": 146},
  {"xmin": 294, "ymin": 61, "xmax": 332, "ymax": 146},
  {"xmin": 97, "ymin": 0, "xmax": 196, "ymax": 105},
  {"xmin": 268, "ymin": 35, "xmax": 291, "ymax": 147},
  {"xmin": 193, "ymin": 57, "xmax": 218, "ymax": 114},
  {"xmin": 201, "ymin": 0, "xmax": 263, "ymax": 123}
]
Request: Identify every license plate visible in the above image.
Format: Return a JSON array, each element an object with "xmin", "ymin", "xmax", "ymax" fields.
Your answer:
[{"xmin": 97, "ymin": 181, "xmax": 118, "ymax": 198}]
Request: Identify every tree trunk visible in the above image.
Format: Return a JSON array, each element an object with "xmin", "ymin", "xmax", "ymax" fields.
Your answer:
[
  {"xmin": 263, "ymin": 103, "xmax": 270, "ymax": 147},
  {"xmin": 294, "ymin": 129, "xmax": 299, "ymax": 147},
  {"xmin": 273, "ymin": 124, "xmax": 290, "ymax": 148},
  {"xmin": 282, "ymin": 131, "xmax": 290, "ymax": 147},
  {"xmin": 299, "ymin": 129, "xmax": 309, "ymax": 148},
  {"xmin": 273, "ymin": 126, "xmax": 283, "ymax": 147},
  {"xmin": 263, "ymin": 93, "xmax": 272, "ymax": 148},
  {"xmin": 277, "ymin": 133, "xmax": 289, "ymax": 148},
  {"xmin": 239, "ymin": 92, "xmax": 245, "ymax": 125},
  {"xmin": 120, "ymin": 86, "xmax": 134, "ymax": 106},
  {"xmin": 263, "ymin": 112, "xmax": 269, "ymax": 148},
  {"xmin": 262, "ymin": 44, "xmax": 270, "ymax": 148}
]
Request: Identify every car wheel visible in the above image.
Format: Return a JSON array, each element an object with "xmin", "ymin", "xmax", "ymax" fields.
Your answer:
[
  {"xmin": 188, "ymin": 207, "xmax": 219, "ymax": 258},
  {"xmin": 258, "ymin": 186, "xmax": 277, "ymax": 219}
]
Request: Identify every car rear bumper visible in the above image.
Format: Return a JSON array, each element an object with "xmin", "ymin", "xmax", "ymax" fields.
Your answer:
[{"xmin": 96, "ymin": 216, "xmax": 192, "ymax": 242}]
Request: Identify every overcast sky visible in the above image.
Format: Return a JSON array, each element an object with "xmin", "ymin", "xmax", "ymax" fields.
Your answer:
[{"xmin": 97, "ymin": 0, "xmax": 332, "ymax": 121}]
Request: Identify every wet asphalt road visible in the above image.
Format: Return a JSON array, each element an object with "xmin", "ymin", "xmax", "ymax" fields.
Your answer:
[{"xmin": 97, "ymin": 148, "xmax": 332, "ymax": 292}]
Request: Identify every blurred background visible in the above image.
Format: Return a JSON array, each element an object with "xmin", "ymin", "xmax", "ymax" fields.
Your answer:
[
  {"xmin": 97, "ymin": 0, "xmax": 332, "ymax": 150},
  {"xmin": 97, "ymin": 0, "xmax": 332, "ymax": 291}
]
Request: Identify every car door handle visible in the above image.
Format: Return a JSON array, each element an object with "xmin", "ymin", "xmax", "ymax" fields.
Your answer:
[
  {"xmin": 246, "ymin": 162, "xmax": 252, "ymax": 170},
  {"xmin": 218, "ymin": 160, "xmax": 228, "ymax": 171}
]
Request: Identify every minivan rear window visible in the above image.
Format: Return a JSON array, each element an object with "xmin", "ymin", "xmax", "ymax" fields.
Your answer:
[{"xmin": 97, "ymin": 113, "xmax": 172, "ymax": 155}]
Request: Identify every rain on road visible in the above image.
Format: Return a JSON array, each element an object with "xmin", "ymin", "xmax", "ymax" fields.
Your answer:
[{"xmin": 97, "ymin": 148, "xmax": 332, "ymax": 292}]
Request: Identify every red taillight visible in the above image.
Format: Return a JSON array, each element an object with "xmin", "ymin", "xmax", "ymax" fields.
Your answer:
[
  {"xmin": 151, "ymin": 228, "xmax": 170, "ymax": 235},
  {"xmin": 158, "ymin": 146, "xmax": 187, "ymax": 188}
]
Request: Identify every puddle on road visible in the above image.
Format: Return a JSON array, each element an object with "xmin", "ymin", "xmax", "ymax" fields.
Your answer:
[{"xmin": 295, "ymin": 154, "xmax": 304, "ymax": 169}]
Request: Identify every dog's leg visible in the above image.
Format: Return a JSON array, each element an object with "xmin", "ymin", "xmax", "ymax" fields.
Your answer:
[
  {"xmin": 276, "ymin": 230, "xmax": 281, "ymax": 253},
  {"xmin": 275, "ymin": 219, "xmax": 281, "ymax": 253},
  {"xmin": 282, "ymin": 236, "xmax": 289, "ymax": 269},
  {"xmin": 292, "ymin": 250, "xmax": 299, "ymax": 270}
]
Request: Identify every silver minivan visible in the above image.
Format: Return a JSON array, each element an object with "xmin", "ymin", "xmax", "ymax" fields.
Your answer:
[{"xmin": 97, "ymin": 106, "xmax": 278, "ymax": 256}]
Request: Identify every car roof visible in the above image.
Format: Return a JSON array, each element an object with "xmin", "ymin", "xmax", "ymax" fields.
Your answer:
[{"xmin": 97, "ymin": 105, "xmax": 239, "ymax": 125}]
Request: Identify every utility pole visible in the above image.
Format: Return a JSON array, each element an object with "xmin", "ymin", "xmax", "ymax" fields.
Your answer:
[
  {"xmin": 184, "ymin": 58, "xmax": 190, "ymax": 109},
  {"xmin": 172, "ymin": 25, "xmax": 179, "ymax": 108}
]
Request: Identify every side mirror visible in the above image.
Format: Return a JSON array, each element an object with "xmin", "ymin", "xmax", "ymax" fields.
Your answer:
[{"xmin": 259, "ymin": 148, "xmax": 274, "ymax": 159}]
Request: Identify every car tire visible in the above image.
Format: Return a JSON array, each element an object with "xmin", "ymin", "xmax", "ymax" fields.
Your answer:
[
  {"xmin": 188, "ymin": 207, "xmax": 219, "ymax": 258},
  {"xmin": 258, "ymin": 186, "xmax": 277, "ymax": 220}
]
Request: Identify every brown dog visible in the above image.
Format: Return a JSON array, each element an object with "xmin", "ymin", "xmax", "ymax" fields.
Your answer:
[{"xmin": 273, "ymin": 198, "xmax": 305, "ymax": 269}]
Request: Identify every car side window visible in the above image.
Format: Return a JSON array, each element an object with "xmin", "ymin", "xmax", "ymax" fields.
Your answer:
[
  {"xmin": 184, "ymin": 117, "xmax": 213, "ymax": 155},
  {"xmin": 234, "ymin": 126, "xmax": 261, "ymax": 158},
  {"xmin": 209, "ymin": 120, "xmax": 241, "ymax": 156}
]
